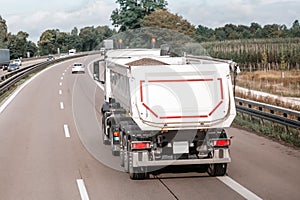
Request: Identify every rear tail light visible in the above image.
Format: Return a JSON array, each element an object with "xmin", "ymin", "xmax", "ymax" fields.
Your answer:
[
  {"xmin": 113, "ymin": 132, "xmax": 120, "ymax": 137},
  {"xmin": 113, "ymin": 132, "xmax": 120, "ymax": 141},
  {"xmin": 210, "ymin": 139, "xmax": 231, "ymax": 147},
  {"xmin": 131, "ymin": 142, "xmax": 151, "ymax": 150}
]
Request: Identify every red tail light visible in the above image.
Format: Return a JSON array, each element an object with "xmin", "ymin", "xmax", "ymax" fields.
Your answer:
[
  {"xmin": 131, "ymin": 142, "xmax": 151, "ymax": 150},
  {"xmin": 211, "ymin": 139, "xmax": 231, "ymax": 147},
  {"xmin": 113, "ymin": 132, "xmax": 120, "ymax": 137}
]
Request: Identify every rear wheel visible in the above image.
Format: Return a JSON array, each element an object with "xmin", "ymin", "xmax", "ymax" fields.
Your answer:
[
  {"xmin": 207, "ymin": 163, "xmax": 227, "ymax": 176},
  {"xmin": 127, "ymin": 153, "xmax": 147, "ymax": 180},
  {"xmin": 101, "ymin": 126, "xmax": 110, "ymax": 145}
]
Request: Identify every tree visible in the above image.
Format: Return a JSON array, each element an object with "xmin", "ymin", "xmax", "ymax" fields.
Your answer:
[
  {"xmin": 111, "ymin": 0, "xmax": 168, "ymax": 31},
  {"xmin": 38, "ymin": 29, "xmax": 59, "ymax": 55},
  {"xmin": 7, "ymin": 31, "xmax": 37, "ymax": 58},
  {"xmin": 290, "ymin": 20, "xmax": 300, "ymax": 37},
  {"xmin": 0, "ymin": 15, "xmax": 8, "ymax": 48},
  {"xmin": 195, "ymin": 25, "xmax": 214, "ymax": 42},
  {"xmin": 79, "ymin": 26, "xmax": 98, "ymax": 51},
  {"xmin": 141, "ymin": 10, "xmax": 195, "ymax": 37}
]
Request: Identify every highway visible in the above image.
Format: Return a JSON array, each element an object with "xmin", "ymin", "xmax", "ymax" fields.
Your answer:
[{"xmin": 0, "ymin": 55, "xmax": 299, "ymax": 200}]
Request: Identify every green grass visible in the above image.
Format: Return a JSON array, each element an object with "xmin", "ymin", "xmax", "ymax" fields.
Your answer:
[{"xmin": 234, "ymin": 113, "xmax": 300, "ymax": 147}]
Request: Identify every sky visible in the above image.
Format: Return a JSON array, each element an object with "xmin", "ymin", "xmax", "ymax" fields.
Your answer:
[{"xmin": 0, "ymin": 0, "xmax": 299, "ymax": 43}]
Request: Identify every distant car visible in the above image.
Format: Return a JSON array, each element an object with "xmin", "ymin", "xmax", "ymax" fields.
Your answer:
[
  {"xmin": 100, "ymin": 48, "xmax": 105, "ymax": 55},
  {"xmin": 13, "ymin": 58, "xmax": 22, "ymax": 66},
  {"xmin": 7, "ymin": 63, "xmax": 19, "ymax": 72},
  {"xmin": 60, "ymin": 53, "xmax": 67, "ymax": 58},
  {"xmin": 72, "ymin": 63, "xmax": 85, "ymax": 73},
  {"xmin": 69, "ymin": 49, "xmax": 76, "ymax": 56},
  {"xmin": 47, "ymin": 55, "xmax": 55, "ymax": 61}
]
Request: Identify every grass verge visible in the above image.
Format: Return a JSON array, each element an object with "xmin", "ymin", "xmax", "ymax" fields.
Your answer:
[{"xmin": 234, "ymin": 112, "xmax": 300, "ymax": 148}]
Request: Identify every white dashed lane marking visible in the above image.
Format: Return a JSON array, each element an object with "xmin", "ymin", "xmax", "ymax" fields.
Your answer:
[
  {"xmin": 60, "ymin": 102, "xmax": 64, "ymax": 110},
  {"xmin": 77, "ymin": 179, "xmax": 90, "ymax": 200},
  {"xmin": 217, "ymin": 176, "xmax": 263, "ymax": 200},
  {"xmin": 63, "ymin": 124, "xmax": 70, "ymax": 138}
]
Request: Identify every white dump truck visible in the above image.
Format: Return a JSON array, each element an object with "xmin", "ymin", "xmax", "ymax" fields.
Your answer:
[{"xmin": 99, "ymin": 48, "xmax": 237, "ymax": 179}]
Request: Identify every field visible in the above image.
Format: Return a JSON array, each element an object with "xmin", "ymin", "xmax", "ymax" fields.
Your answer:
[
  {"xmin": 237, "ymin": 70, "xmax": 300, "ymax": 97},
  {"xmin": 235, "ymin": 70, "xmax": 300, "ymax": 111}
]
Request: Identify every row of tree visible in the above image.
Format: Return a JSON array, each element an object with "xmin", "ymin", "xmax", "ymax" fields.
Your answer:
[
  {"xmin": 196, "ymin": 21, "xmax": 300, "ymax": 42},
  {"xmin": 37, "ymin": 26, "xmax": 115, "ymax": 55},
  {"xmin": 0, "ymin": 14, "xmax": 116, "ymax": 58}
]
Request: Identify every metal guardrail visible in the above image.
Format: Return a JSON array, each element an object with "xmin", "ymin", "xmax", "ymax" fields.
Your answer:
[
  {"xmin": 0, "ymin": 53, "xmax": 91, "ymax": 95},
  {"xmin": 235, "ymin": 97, "xmax": 300, "ymax": 129}
]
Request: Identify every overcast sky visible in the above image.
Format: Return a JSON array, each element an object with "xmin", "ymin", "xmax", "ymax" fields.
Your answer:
[{"xmin": 0, "ymin": 0, "xmax": 299, "ymax": 43}]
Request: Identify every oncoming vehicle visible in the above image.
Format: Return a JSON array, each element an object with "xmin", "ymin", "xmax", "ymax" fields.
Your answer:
[
  {"xmin": 7, "ymin": 63, "xmax": 19, "ymax": 72},
  {"xmin": 13, "ymin": 58, "xmax": 22, "ymax": 66},
  {"xmin": 47, "ymin": 55, "xmax": 55, "ymax": 61},
  {"xmin": 72, "ymin": 63, "xmax": 85, "ymax": 74}
]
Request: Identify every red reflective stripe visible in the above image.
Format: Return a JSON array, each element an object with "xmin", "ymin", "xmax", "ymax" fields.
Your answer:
[
  {"xmin": 139, "ymin": 78, "xmax": 224, "ymax": 119},
  {"xmin": 209, "ymin": 101, "xmax": 223, "ymax": 116},
  {"xmin": 148, "ymin": 79, "xmax": 213, "ymax": 83},
  {"xmin": 160, "ymin": 115, "xmax": 208, "ymax": 119},
  {"xmin": 142, "ymin": 103, "xmax": 158, "ymax": 118}
]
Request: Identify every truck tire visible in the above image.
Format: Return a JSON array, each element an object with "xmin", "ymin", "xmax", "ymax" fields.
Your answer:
[
  {"xmin": 129, "ymin": 166, "xmax": 147, "ymax": 180},
  {"xmin": 102, "ymin": 133, "xmax": 110, "ymax": 145},
  {"xmin": 123, "ymin": 150, "xmax": 129, "ymax": 172},
  {"xmin": 127, "ymin": 153, "xmax": 147, "ymax": 180},
  {"xmin": 207, "ymin": 163, "xmax": 227, "ymax": 176},
  {"xmin": 112, "ymin": 150, "xmax": 120, "ymax": 156},
  {"xmin": 102, "ymin": 128, "xmax": 110, "ymax": 145}
]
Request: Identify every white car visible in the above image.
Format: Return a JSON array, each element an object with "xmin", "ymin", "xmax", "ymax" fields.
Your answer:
[
  {"xmin": 72, "ymin": 63, "xmax": 85, "ymax": 73},
  {"xmin": 13, "ymin": 59, "xmax": 22, "ymax": 66}
]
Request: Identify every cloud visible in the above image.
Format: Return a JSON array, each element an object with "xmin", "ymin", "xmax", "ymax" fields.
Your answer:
[
  {"xmin": 5, "ymin": 0, "xmax": 116, "ymax": 43},
  {"xmin": 168, "ymin": 0, "xmax": 300, "ymax": 28},
  {"xmin": 3, "ymin": 0, "xmax": 300, "ymax": 43}
]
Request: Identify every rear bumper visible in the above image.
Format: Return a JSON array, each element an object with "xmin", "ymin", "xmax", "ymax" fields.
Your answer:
[
  {"xmin": 131, "ymin": 148, "xmax": 231, "ymax": 168},
  {"xmin": 133, "ymin": 158, "xmax": 231, "ymax": 167}
]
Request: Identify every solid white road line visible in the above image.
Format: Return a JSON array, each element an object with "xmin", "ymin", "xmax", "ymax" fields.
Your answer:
[
  {"xmin": 63, "ymin": 124, "xmax": 70, "ymax": 138},
  {"xmin": 60, "ymin": 102, "xmax": 64, "ymax": 110},
  {"xmin": 87, "ymin": 60, "xmax": 104, "ymax": 91},
  {"xmin": 217, "ymin": 176, "xmax": 263, "ymax": 200},
  {"xmin": 0, "ymin": 62, "xmax": 64, "ymax": 114},
  {"xmin": 59, "ymin": 90, "xmax": 62, "ymax": 95},
  {"xmin": 76, "ymin": 179, "xmax": 90, "ymax": 200}
]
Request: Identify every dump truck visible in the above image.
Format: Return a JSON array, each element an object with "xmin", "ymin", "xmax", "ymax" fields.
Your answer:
[
  {"xmin": 99, "ymin": 48, "xmax": 237, "ymax": 179},
  {"xmin": 0, "ymin": 49, "xmax": 10, "ymax": 69}
]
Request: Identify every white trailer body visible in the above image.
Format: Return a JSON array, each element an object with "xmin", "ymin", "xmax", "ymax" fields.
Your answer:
[
  {"xmin": 0, "ymin": 49, "xmax": 10, "ymax": 68},
  {"xmin": 105, "ymin": 49, "xmax": 235, "ymax": 130},
  {"xmin": 101, "ymin": 49, "xmax": 236, "ymax": 179}
]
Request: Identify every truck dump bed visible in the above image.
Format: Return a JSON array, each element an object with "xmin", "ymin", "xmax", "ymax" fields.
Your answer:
[{"xmin": 106, "ymin": 49, "xmax": 236, "ymax": 131}]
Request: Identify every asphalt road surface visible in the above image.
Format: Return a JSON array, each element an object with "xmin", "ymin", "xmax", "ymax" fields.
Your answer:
[{"xmin": 0, "ymin": 55, "xmax": 299, "ymax": 200}]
